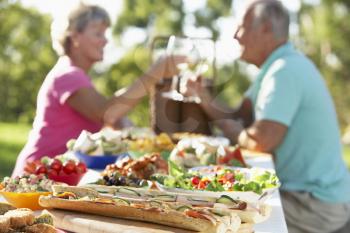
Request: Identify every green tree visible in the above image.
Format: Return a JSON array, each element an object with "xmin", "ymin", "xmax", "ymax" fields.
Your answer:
[
  {"xmin": 100, "ymin": 0, "xmax": 249, "ymax": 126},
  {"xmin": 0, "ymin": 0, "xmax": 56, "ymax": 122},
  {"xmin": 0, "ymin": 0, "xmax": 250, "ymax": 126},
  {"xmin": 299, "ymin": 0, "xmax": 350, "ymax": 129}
]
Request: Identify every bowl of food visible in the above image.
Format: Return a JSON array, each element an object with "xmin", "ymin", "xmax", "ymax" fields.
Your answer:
[
  {"xmin": 25, "ymin": 155, "xmax": 87, "ymax": 186},
  {"xmin": 0, "ymin": 191, "xmax": 51, "ymax": 210},
  {"xmin": 0, "ymin": 174, "xmax": 57, "ymax": 210},
  {"xmin": 75, "ymin": 151, "xmax": 130, "ymax": 169},
  {"xmin": 67, "ymin": 129, "xmax": 131, "ymax": 169}
]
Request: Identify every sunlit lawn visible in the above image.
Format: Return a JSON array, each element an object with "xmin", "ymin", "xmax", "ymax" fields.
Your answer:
[
  {"xmin": 0, "ymin": 122, "xmax": 350, "ymax": 180},
  {"xmin": 0, "ymin": 122, "xmax": 31, "ymax": 179}
]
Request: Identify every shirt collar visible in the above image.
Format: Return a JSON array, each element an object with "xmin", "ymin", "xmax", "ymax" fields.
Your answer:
[{"xmin": 260, "ymin": 42, "xmax": 293, "ymax": 71}]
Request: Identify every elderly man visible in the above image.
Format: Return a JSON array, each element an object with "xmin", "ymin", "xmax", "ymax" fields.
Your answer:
[{"xmin": 185, "ymin": 0, "xmax": 350, "ymax": 232}]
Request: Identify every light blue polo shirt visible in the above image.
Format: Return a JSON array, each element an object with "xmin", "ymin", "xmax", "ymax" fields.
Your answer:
[{"xmin": 245, "ymin": 42, "xmax": 350, "ymax": 203}]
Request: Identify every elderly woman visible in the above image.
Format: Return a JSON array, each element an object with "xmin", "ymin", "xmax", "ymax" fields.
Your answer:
[{"xmin": 12, "ymin": 4, "xmax": 183, "ymax": 177}]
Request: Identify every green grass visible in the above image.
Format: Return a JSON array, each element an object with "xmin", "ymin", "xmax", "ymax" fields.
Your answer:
[
  {"xmin": 0, "ymin": 122, "xmax": 31, "ymax": 179},
  {"xmin": 0, "ymin": 122, "xmax": 349, "ymax": 181}
]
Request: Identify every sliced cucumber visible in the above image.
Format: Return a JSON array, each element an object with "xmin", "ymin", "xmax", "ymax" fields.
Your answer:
[
  {"xmin": 151, "ymin": 194, "xmax": 176, "ymax": 202},
  {"xmin": 145, "ymin": 194, "xmax": 155, "ymax": 198},
  {"xmin": 113, "ymin": 197, "xmax": 130, "ymax": 205},
  {"xmin": 216, "ymin": 195, "xmax": 238, "ymax": 204},
  {"xmin": 210, "ymin": 208, "xmax": 230, "ymax": 217},
  {"xmin": 116, "ymin": 187, "xmax": 141, "ymax": 197},
  {"xmin": 97, "ymin": 190, "xmax": 109, "ymax": 194},
  {"xmin": 176, "ymin": 205, "xmax": 193, "ymax": 212},
  {"xmin": 187, "ymin": 197, "xmax": 213, "ymax": 203},
  {"xmin": 148, "ymin": 200, "xmax": 163, "ymax": 208}
]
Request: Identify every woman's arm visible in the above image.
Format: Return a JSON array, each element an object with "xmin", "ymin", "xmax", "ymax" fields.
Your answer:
[{"xmin": 67, "ymin": 56, "xmax": 185, "ymax": 128}]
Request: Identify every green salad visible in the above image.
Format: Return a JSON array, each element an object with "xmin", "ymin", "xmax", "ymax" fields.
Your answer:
[{"xmin": 151, "ymin": 161, "xmax": 279, "ymax": 195}]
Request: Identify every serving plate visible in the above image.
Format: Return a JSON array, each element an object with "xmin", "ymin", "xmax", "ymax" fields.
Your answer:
[{"xmin": 157, "ymin": 166, "xmax": 280, "ymax": 203}]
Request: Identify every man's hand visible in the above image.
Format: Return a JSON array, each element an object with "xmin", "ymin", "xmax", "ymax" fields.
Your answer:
[{"xmin": 181, "ymin": 75, "xmax": 203, "ymax": 97}]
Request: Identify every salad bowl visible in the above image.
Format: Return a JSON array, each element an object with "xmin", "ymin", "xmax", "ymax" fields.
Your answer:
[
  {"xmin": 0, "ymin": 190, "xmax": 51, "ymax": 210},
  {"xmin": 153, "ymin": 162, "xmax": 280, "ymax": 203},
  {"xmin": 0, "ymin": 174, "xmax": 58, "ymax": 210}
]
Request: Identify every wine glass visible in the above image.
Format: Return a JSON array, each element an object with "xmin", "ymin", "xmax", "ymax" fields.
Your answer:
[
  {"xmin": 161, "ymin": 36, "xmax": 192, "ymax": 101},
  {"xmin": 178, "ymin": 42, "xmax": 211, "ymax": 104},
  {"xmin": 162, "ymin": 36, "xmax": 213, "ymax": 103}
]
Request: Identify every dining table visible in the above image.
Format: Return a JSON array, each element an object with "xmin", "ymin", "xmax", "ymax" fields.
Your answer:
[{"xmin": 0, "ymin": 152, "xmax": 289, "ymax": 233}]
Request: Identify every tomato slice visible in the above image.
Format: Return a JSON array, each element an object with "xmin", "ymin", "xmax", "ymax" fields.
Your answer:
[{"xmin": 184, "ymin": 209, "xmax": 208, "ymax": 220}]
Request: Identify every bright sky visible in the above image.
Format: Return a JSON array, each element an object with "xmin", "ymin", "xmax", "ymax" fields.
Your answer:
[{"xmin": 20, "ymin": 0, "xmax": 305, "ymax": 69}]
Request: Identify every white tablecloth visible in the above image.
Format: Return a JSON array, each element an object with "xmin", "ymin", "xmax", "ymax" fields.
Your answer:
[{"xmin": 246, "ymin": 156, "xmax": 288, "ymax": 233}]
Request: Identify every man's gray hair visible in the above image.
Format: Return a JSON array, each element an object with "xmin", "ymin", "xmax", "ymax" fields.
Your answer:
[{"xmin": 250, "ymin": 0, "xmax": 289, "ymax": 40}]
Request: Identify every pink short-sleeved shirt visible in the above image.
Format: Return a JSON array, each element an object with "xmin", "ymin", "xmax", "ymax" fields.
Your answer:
[{"xmin": 12, "ymin": 56, "xmax": 102, "ymax": 177}]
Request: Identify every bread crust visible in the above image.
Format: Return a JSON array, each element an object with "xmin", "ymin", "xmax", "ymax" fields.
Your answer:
[
  {"xmin": 0, "ymin": 216, "xmax": 10, "ymax": 232},
  {"xmin": 4, "ymin": 208, "xmax": 35, "ymax": 229}
]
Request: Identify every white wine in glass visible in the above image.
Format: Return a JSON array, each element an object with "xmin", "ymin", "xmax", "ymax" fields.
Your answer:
[{"xmin": 162, "ymin": 36, "xmax": 213, "ymax": 103}]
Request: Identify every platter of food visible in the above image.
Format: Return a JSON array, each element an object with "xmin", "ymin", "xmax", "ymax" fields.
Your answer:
[
  {"xmin": 68, "ymin": 127, "xmax": 175, "ymax": 157},
  {"xmin": 39, "ymin": 185, "xmax": 272, "ymax": 233},
  {"xmin": 152, "ymin": 162, "xmax": 279, "ymax": 203},
  {"xmin": 169, "ymin": 138, "xmax": 247, "ymax": 168}
]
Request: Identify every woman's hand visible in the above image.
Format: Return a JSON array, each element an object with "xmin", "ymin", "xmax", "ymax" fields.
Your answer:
[{"xmin": 146, "ymin": 55, "xmax": 187, "ymax": 83}]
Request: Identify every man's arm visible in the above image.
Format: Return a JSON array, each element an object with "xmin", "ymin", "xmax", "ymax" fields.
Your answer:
[
  {"xmin": 184, "ymin": 78, "xmax": 287, "ymax": 152},
  {"xmin": 238, "ymin": 120, "xmax": 288, "ymax": 153},
  {"xmin": 193, "ymin": 85, "xmax": 254, "ymax": 143}
]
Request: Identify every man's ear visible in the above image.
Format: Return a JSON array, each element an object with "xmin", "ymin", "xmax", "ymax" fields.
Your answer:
[{"xmin": 261, "ymin": 21, "xmax": 272, "ymax": 34}]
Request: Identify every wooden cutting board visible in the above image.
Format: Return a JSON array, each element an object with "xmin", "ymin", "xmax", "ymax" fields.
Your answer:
[{"xmin": 47, "ymin": 209, "xmax": 254, "ymax": 233}]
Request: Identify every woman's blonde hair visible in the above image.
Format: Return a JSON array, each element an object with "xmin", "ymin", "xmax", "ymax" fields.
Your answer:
[{"xmin": 51, "ymin": 4, "xmax": 110, "ymax": 56}]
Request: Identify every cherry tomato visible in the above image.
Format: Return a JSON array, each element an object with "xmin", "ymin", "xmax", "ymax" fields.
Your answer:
[
  {"xmin": 50, "ymin": 159, "xmax": 63, "ymax": 172},
  {"xmin": 224, "ymin": 173, "xmax": 235, "ymax": 183},
  {"xmin": 33, "ymin": 160, "xmax": 43, "ymax": 166},
  {"xmin": 177, "ymin": 150, "xmax": 185, "ymax": 157},
  {"xmin": 191, "ymin": 176, "xmax": 200, "ymax": 186},
  {"xmin": 76, "ymin": 162, "xmax": 87, "ymax": 174},
  {"xmin": 198, "ymin": 180, "xmax": 210, "ymax": 189},
  {"xmin": 63, "ymin": 161, "xmax": 76, "ymax": 174},
  {"xmin": 35, "ymin": 165, "xmax": 47, "ymax": 175},
  {"xmin": 218, "ymin": 178, "xmax": 225, "ymax": 184},
  {"xmin": 24, "ymin": 162, "xmax": 37, "ymax": 174},
  {"xmin": 47, "ymin": 168, "xmax": 58, "ymax": 177}
]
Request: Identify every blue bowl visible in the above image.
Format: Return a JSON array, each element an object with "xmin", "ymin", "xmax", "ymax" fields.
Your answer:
[{"xmin": 74, "ymin": 151, "xmax": 130, "ymax": 169}]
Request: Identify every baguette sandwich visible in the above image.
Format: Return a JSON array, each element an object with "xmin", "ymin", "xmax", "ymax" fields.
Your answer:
[
  {"xmin": 81, "ymin": 184, "xmax": 271, "ymax": 224},
  {"xmin": 39, "ymin": 185, "xmax": 241, "ymax": 233}
]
